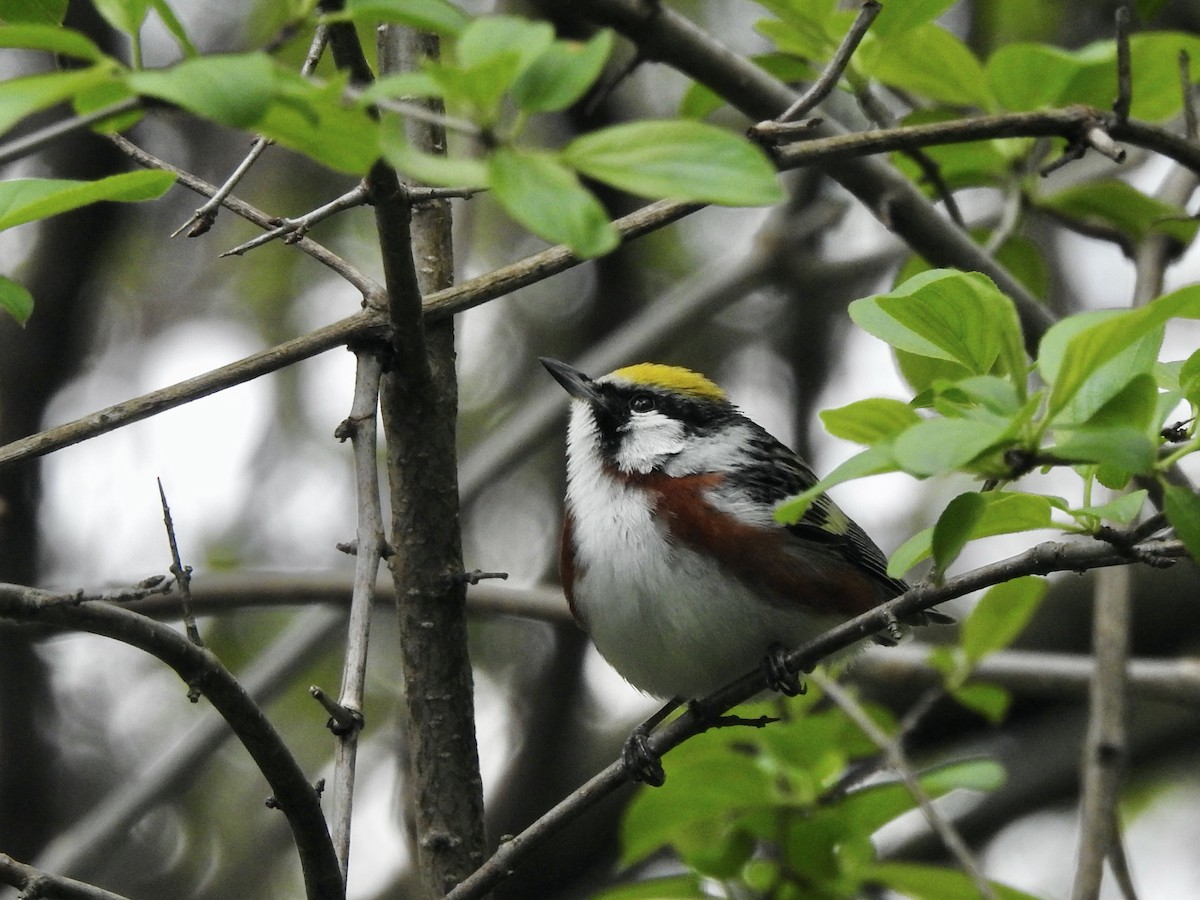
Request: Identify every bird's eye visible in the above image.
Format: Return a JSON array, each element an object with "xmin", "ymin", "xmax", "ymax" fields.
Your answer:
[{"xmin": 629, "ymin": 393, "xmax": 656, "ymax": 413}]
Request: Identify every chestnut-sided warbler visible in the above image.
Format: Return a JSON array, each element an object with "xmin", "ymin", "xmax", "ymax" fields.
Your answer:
[{"xmin": 542, "ymin": 358, "xmax": 950, "ymax": 705}]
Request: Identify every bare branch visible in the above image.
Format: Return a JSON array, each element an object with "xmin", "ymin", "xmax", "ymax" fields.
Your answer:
[
  {"xmin": 157, "ymin": 478, "xmax": 202, "ymax": 652},
  {"xmin": 371, "ymin": 23, "xmax": 486, "ymax": 895},
  {"xmin": 0, "ymin": 588, "xmax": 343, "ymax": 900},
  {"xmin": 0, "ymin": 852, "xmax": 133, "ymax": 900},
  {"xmin": 0, "ymin": 309, "xmax": 389, "ymax": 470},
  {"xmin": 1072, "ymin": 566, "xmax": 1133, "ymax": 900},
  {"xmin": 111, "ymin": 134, "xmax": 384, "ymax": 301},
  {"xmin": 850, "ymin": 645, "xmax": 1200, "ymax": 708},
  {"xmin": 173, "ymin": 26, "xmax": 330, "ymax": 237},
  {"xmin": 222, "ymin": 184, "xmax": 371, "ymax": 257},
  {"xmin": 0, "ymin": 98, "xmax": 142, "ymax": 167},
  {"xmin": 31, "ymin": 608, "xmax": 342, "ymax": 880},
  {"xmin": 328, "ymin": 345, "xmax": 387, "ymax": 876}
]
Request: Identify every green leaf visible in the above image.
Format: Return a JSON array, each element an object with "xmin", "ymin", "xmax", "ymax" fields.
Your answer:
[
  {"xmin": 620, "ymin": 736, "xmax": 775, "ymax": 867},
  {"xmin": 338, "ymin": 0, "xmax": 470, "ymax": 36},
  {"xmin": 488, "ymin": 146, "xmax": 618, "ymax": 258},
  {"xmin": 859, "ymin": 24, "xmax": 995, "ymax": 109},
  {"xmin": 0, "ymin": 274, "xmax": 34, "ymax": 325},
  {"xmin": 840, "ymin": 758, "xmax": 1004, "ymax": 836},
  {"xmin": 961, "ymin": 576, "xmax": 1046, "ymax": 664},
  {"xmin": 0, "ymin": 23, "xmax": 106, "ymax": 60},
  {"xmin": 870, "ymin": 0, "xmax": 958, "ymax": 38},
  {"xmin": 888, "ymin": 492, "xmax": 1053, "ymax": 576},
  {"xmin": 1, "ymin": 0, "xmax": 68, "ymax": 24},
  {"xmin": 931, "ymin": 492, "xmax": 986, "ymax": 573},
  {"xmin": 423, "ymin": 52, "xmax": 522, "ymax": 122},
  {"xmin": 92, "ymin": 0, "xmax": 150, "ymax": 36},
  {"xmin": 1081, "ymin": 373, "xmax": 1159, "ymax": 432},
  {"xmin": 147, "ymin": 0, "xmax": 195, "ymax": 58},
  {"xmin": 1071, "ymin": 490, "xmax": 1149, "ymax": 527},
  {"xmin": 1050, "ymin": 427, "xmax": 1157, "ymax": 474},
  {"xmin": 0, "ymin": 65, "xmax": 116, "ymax": 138},
  {"xmin": 512, "ymin": 31, "xmax": 613, "ymax": 113},
  {"xmin": 456, "ymin": 15, "xmax": 554, "ymax": 70},
  {"xmin": 1163, "ymin": 483, "xmax": 1200, "ymax": 563},
  {"xmin": 819, "ymin": 398, "xmax": 921, "ymax": 445},
  {"xmin": 257, "ymin": 73, "xmax": 381, "ymax": 174},
  {"xmin": 1181, "ymin": 349, "xmax": 1200, "ymax": 406},
  {"xmin": 951, "ymin": 683, "xmax": 1011, "ymax": 722},
  {"xmin": 1039, "ymin": 179, "xmax": 1198, "ymax": 248},
  {"xmin": 562, "ymin": 120, "xmax": 783, "ymax": 207},
  {"xmin": 0, "ymin": 171, "xmax": 175, "ymax": 231},
  {"xmin": 355, "ymin": 71, "xmax": 443, "ymax": 106},
  {"xmin": 753, "ymin": 1, "xmax": 848, "ymax": 61},
  {"xmin": 1044, "ymin": 287, "xmax": 1200, "ymax": 418},
  {"xmin": 126, "ymin": 52, "xmax": 277, "ymax": 129},
  {"xmin": 989, "ymin": 33, "xmax": 1200, "ymax": 122},
  {"xmin": 774, "ymin": 444, "xmax": 897, "ymax": 524},
  {"xmin": 868, "ymin": 862, "xmax": 1041, "ymax": 900},
  {"xmin": 379, "ymin": 119, "xmax": 487, "ymax": 187},
  {"xmin": 1039, "ymin": 312, "xmax": 1162, "ymax": 427},
  {"xmin": 850, "ymin": 269, "xmax": 1025, "ymax": 379},
  {"xmin": 892, "ymin": 416, "xmax": 1011, "ymax": 476}
]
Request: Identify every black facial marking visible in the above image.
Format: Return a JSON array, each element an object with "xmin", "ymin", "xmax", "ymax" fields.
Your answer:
[{"xmin": 587, "ymin": 383, "xmax": 736, "ymax": 463}]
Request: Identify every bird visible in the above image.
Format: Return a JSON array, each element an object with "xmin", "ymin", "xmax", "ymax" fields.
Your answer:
[{"xmin": 541, "ymin": 358, "xmax": 950, "ymax": 781}]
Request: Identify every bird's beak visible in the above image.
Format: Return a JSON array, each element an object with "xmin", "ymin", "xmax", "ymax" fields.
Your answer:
[{"xmin": 540, "ymin": 357, "xmax": 603, "ymax": 405}]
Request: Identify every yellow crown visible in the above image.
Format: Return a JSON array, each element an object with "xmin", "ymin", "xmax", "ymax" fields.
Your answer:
[{"xmin": 610, "ymin": 363, "xmax": 726, "ymax": 402}]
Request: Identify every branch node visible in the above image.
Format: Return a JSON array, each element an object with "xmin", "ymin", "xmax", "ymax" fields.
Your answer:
[
  {"xmin": 310, "ymin": 685, "xmax": 365, "ymax": 736},
  {"xmin": 336, "ymin": 539, "xmax": 359, "ymax": 556},
  {"xmin": 455, "ymin": 569, "xmax": 509, "ymax": 586}
]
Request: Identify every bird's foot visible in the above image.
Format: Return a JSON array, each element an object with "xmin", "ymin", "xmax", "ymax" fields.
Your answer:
[
  {"xmin": 620, "ymin": 697, "xmax": 682, "ymax": 786},
  {"xmin": 762, "ymin": 642, "xmax": 806, "ymax": 697},
  {"xmin": 621, "ymin": 724, "xmax": 666, "ymax": 787}
]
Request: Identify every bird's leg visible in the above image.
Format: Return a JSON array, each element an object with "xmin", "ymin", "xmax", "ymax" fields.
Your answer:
[
  {"xmin": 622, "ymin": 697, "xmax": 681, "ymax": 787},
  {"xmin": 762, "ymin": 642, "xmax": 807, "ymax": 697}
]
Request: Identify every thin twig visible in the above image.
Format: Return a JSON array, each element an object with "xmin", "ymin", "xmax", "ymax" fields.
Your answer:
[
  {"xmin": 111, "ymin": 133, "xmax": 384, "ymax": 301},
  {"xmin": 813, "ymin": 672, "xmax": 997, "ymax": 900},
  {"xmin": 222, "ymin": 184, "xmax": 370, "ymax": 257},
  {"xmin": 157, "ymin": 478, "xmax": 202, "ymax": 652},
  {"xmin": 173, "ymin": 26, "xmax": 331, "ymax": 237},
  {"xmin": 328, "ymin": 346, "xmax": 387, "ymax": 876},
  {"xmin": 775, "ymin": 0, "xmax": 881, "ymax": 122}
]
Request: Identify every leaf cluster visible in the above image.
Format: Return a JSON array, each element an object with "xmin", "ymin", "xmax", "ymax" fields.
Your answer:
[
  {"xmin": 777, "ymin": 269, "xmax": 1200, "ymax": 579},
  {"xmin": 593, "ymin": 690, "xmax": 1028, "ymax": 900}
]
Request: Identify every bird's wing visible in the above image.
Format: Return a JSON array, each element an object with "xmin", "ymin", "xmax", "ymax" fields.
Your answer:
[{"xmin": 731, "ymin": 421, "xmax": 909, "ymax": 599}]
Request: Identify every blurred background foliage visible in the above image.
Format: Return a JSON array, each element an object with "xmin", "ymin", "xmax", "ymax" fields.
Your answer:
[{"xmin": 2, "ymin": 1, "xmax": 1200, "ymax": 898}]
